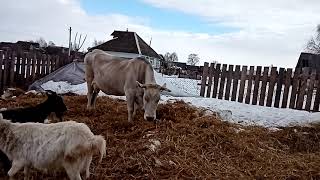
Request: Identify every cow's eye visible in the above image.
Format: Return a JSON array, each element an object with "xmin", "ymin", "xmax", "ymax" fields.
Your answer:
[{"xmin": 144, "ymin": 96, "xmax": 150, "ymax": 102}]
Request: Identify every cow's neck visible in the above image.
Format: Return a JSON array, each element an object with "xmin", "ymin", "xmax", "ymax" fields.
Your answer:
[{"xmin": 145, "ymin": 67, "xmax": 156, "ymax": 84}]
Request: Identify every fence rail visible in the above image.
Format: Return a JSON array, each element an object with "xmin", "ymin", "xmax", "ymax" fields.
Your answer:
[
  {"xmin": 200, "ymin": 62, "xmax": 320, "ymax": 112},
  {"xmin": 0, "ymin": 49, "xmax": 72, "ymax": 92}
]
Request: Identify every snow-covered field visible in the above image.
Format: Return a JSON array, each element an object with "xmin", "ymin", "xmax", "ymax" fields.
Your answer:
[{"xmin": 41, "ymin": 72, "xmax": 320, "ymax": 128}]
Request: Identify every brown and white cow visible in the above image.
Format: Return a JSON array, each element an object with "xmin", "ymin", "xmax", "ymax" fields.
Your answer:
[{"xmin": 84, "ymin": 49, "xmax": 170, "ymax": 122}]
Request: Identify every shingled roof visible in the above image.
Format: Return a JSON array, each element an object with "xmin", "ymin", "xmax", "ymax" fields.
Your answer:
[{"xmin": 90, "ymin": 30, "xmax": 161, "ymax": 59}]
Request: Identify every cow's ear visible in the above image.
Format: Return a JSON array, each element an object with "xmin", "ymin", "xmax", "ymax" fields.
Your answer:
[
  {"xmin": 136, "ymin": 81, "xmax": 146, "ymax": 88},
  {"xmin": 160, "ymin": 83, "xmax": 171, "ymax": 92}
]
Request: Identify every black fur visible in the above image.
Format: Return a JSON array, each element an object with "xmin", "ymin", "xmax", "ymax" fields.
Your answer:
[{"xmin": 0, "ymin": 90, "xmax": 67, "ymax": 173}]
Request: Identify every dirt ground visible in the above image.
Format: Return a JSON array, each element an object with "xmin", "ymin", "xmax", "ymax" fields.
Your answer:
[{"xmin": 0, "ymin": 94, "xmax": 320, "ymax": 180}]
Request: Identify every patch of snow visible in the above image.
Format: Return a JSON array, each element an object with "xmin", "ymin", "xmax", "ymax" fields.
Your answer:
[
  {"xmin": 40, "ymin": 75, "xmax": 320, "ymax": 128},
  {"xmin": 160, "ymin": 96, "xmax": 320, "ymax": 128}
]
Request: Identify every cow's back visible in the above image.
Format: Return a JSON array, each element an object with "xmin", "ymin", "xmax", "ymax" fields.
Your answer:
[{"xmin": 84, "ymin": 49, "xmax": 153, "ymax": 96}]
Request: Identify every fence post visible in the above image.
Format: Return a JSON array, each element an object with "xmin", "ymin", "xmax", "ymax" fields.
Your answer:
[
  {"xmin": 200, "ymin": 62, "xmax": 209, "ymax": 97},
  {"xmin": 274, "ymin": 68, "xmax": 285, "ymax": 108},
  {"xmin": 225, "ymin": 65, "xmax": 234, "ymax": 100},
  {"xmin": 313, "ymin": 73, "xmax": 320, "ymax": 111},
  {"xmin": 218, "ymin": 64, "xmax": 227, "ymax": 99},
  {"xmin": 231, "ymin": 65, "xmax": 240, "ymax": 101},
  {"xmin": 0, "ymin": 51, "xmax": 3, "ymax": 92},
  {"xmin": 296, "ymin": 68, "xmax": 310, "ymax": 110},
  {"xmin": 238, "ymin": 66, "xmax": 247, "ymax": 103},
  {"xmin": 252, "ymin": 66, "xmax": 262, "ymax": 105},
  {"xmin": 289, "ymin": 68, "xmax": 301, "ymax": 109},
  {"xmin": 212, "ymin": 64, "xmax": 221, "ymax": 98},
  {"xmin": 245, "ymin": 66, "xmax": 254, "ymax": 104},
  {"xmin": 281, "ymin": 68, "xmax": 292, "ymax": 108},
  {"xmin": 206, "ymin": 63, "xmax": 214, "ymax": 98},
  {"xmin": 305, "ymin": 69, "xmax": 316, "ymax": 111},
  {"xmin": 9, "ymin": 51, "xmax": 16, "ymax": 87},
  {"xmin": 266, "ymin": 67, "xmax": 277, "ymax": 107}
]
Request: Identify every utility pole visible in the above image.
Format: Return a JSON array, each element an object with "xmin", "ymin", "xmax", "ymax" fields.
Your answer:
[{"xmin": 68, "ymin": 27, "xmax": 72, "ymax": 57}]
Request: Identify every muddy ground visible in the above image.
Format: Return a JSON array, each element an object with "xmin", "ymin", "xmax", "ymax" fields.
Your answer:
[{"xmin": 0, "ymin": 94, "xmax": 319, "ymax": 180}]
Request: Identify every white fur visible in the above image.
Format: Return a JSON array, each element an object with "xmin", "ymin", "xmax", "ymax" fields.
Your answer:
[{"xmin": 0, "ymin": 113, "xmax": 106, "ymax": 180}]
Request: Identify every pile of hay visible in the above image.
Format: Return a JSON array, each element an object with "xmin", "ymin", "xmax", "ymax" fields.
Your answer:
[{"xmin": 0, "ymin": 94, "xmax": 319, "ymax": 179}]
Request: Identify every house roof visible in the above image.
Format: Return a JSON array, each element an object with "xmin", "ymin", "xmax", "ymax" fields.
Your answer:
[
  {"xmin": 296, "ymin": 52, "xmax": 320, "ymax": 69},
  {"xmin": 90, "ymin": 30, "xmax": 161, "ymax": 59}
]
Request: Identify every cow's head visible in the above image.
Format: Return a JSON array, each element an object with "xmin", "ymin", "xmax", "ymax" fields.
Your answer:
[
  {"xmin": 45, "ymin": 90, "xmax": 67, "ymax": 121},
  {"xmin": 136, "ymin": 81, "xmax": 171, "ymax": 121}
]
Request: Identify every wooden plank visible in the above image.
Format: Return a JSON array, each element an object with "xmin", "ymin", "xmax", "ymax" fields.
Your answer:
[
  {"xmin": 46, "ymin": 55, "xmax": 51, "ymax": 74},
  {"xmin": 212, "ymin": 64, "xmax": 221, "ymax": 98},
  {"xmin": 20, "ymin": 52, "xmax": 26, "ymax": 79},
  {"xmin": 305, "ymin": 69, "xmax": 316, "ymax": 111},
  {"xmin": 9, "ymin": 51, "xmax": 16, "ymax": 87},
  {"xmin": 218, "ymin": 64, "xmax": 227, "ymax": 99},
  {"xmin": 252, "ymin": 66, "xmax": 262, "ymax": 105},
  {"xmin": 0, "ymin": 51, "xmax": 3, "ymax": 91},
  {"xmin": 206, "ymin": 63, "xmax": 214, "ymax": 97},
  {"xmin": 200, "ymin": 62, "xmax": 209, "ymax": 97},
  {"xmin": 231, "ymin": 65, "xmax": 240, "ymax": 101},
  {"xmin": 274, "ymin": 68, "xmax": 285, "ymax": 108},
  {"xmin": 238, "ymin": 66, "xmax": 247, "ymax": 103},
  {"xmin": 40, "ymin": 54, "xmax": 46, "ymax": 76},
  {"xmin": 281, "ymin": 68, "xmax": 292, "ymax": 108},
  {"xmin": 245, "ymin": 66, "xmax": 254, "ymax": 104},
  {"xmin": 25, "ymin": 53, "xmax": 32, "ymax": 82},
  {"xmin": 2, "ymin": 51, "xmax": 10, "ymax": 88},
  {"xmin": 313, "ymin": 73, "xmax": 320, "ymax": 111},
  {"xmin": 31, "ymin": 52, "xmax": 37, "ymax": 81},
  {"xmin": 15, "ymin": 51, "xmax": 21, "ymax": 79},
  {"xmin": 296, "ymin": 68, "xmax": 310, "ymax": 110},
  {"xmin": 259, "ymin": 67, "xmax": 269, "ymax": 106},
  {"xmin": 36, "ymin": 52, "xmax": 41, "ymax": 77},
  {"xmin": 266, "ymin": 67, "xmax": 277, "ymax": 107},
  {"xmin": 289, "ymin": 68, "xmax": 302, "ymax": 109},
  {"xmin": 224, "ymin": 65, "xmax": 234, "ymax": 100}
]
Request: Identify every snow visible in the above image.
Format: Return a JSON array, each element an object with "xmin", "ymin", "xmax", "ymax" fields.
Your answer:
[{"xmin": 40, "ymin": 72, "xmax": 320, "ymax": 128}]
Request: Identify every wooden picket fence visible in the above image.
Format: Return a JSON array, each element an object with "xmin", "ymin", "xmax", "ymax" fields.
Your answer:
[
  {"xmin": 200, "ymin": 62, "xmax": 320, "ymax": 112},
  {"xmin": 0, "ymin": 49, "xmax": 72, "ymax": 92}
]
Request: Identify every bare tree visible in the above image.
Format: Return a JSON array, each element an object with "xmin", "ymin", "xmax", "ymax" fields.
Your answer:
[
  {"xmin": 35, "ymin": 37, "xmax": 47, "ymax": 48},
  {"xmin": 306, "ymin": 24, "xmax": 320, "ymax": 54},
  {"xmin": 48, "ymin": 41, "xmax": 55, "ymax": 46},
  {"xmin": 163, "ymin": 52, "xmax": 178, "ymax": 62},
  {"xmin": 72, "ymin": 32, "xmax": 87, "ymax": 52},
  {"xmin": 187, "ymin": 53, "xmax": 200, "ymax": 65},
  {"xmin": 92, "ymin": 39, "xmax": 105, "ymax": 47},
  {"xmin": 169, "ymin": 52, "xmax": 178, "ymax": 62}
]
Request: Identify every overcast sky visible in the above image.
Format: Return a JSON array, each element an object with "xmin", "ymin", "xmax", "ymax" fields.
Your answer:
[{"xmin": 1, "ymin": 0, "xmax": 320, "ymax": 67}]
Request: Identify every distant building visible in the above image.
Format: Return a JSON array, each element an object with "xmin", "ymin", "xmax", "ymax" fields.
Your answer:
[
  {"xmin": 296, "ymin": 52, "xmax": 320, "ymax": 70},
  {"xmin": 0, "ymin": 41, "xmax": 40, "ymax": 51},
  {"xmin": 89, "ymin": 30, "xmax": 162, "ymax": 70}
]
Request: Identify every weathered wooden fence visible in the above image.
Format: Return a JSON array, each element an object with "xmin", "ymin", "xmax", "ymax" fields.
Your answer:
[
  {"xmin": 200, "ymin": 62, "xmax": 320, "ymax": 112},
  {"xmin": 0, "ymin": 49, "xmax": 72, "ymax": 92}
]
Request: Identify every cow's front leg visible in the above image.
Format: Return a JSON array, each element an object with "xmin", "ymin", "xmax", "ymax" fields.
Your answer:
[
  {"xmin": 91, "ymin": 82, "xmax": 100, "ymax": 109},
  {"xmin": 86, "ymin": 81, "xmax": 94, "ymax": 109},
  {"xmin": 125, "ymin": 91, "xmax": 135, "ymax": 122}
]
